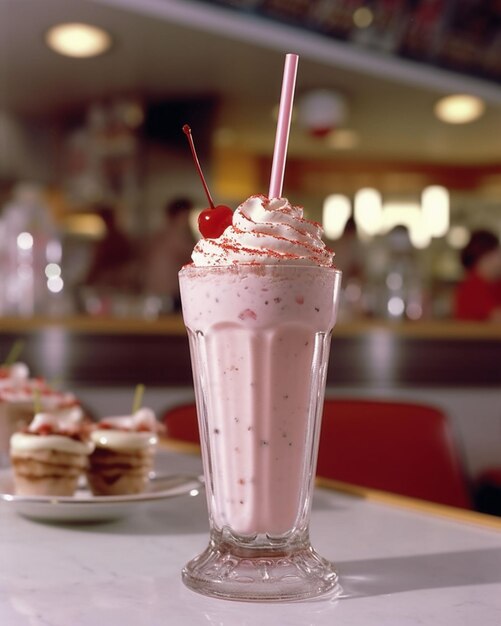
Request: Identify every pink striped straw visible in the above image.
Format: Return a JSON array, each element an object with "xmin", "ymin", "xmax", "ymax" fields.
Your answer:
[{"xmin": 268, "ymin": 53, "xmax": 299, "ymax": 200}]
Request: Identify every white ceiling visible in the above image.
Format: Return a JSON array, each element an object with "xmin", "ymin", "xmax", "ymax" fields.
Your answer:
[{"xmin": 1, "ymin": 0, "xmax": 501, "ymax": 164}]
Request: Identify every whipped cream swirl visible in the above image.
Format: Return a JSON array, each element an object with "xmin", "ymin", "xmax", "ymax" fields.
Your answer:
[
  {"xmin": 191, "ymin": 195, "xmax": 334, "ymax": 267},
  {"xmin": 91, "ymin": 408, "xmax": 158, "ymax": 451},
  {"xmin": 28, "ymin": 407, "xmax": 85, "ymax": 436},
  {"xmin": 97, "ymin": 408, "xmax": 157, "ymax": 432},
  {"xmin": 0, "ymin": 362, "xmax": 29, "ymax": 384},
  {"xmin": 10, "ymin": 407, "xmax": 93, "ymax": 455}
]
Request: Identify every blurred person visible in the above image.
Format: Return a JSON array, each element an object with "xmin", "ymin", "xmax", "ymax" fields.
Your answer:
[
  {"xmin": 84, "ymin": 204, "xmax": 135, "ymax": 290},
  {"xmin": 142, "ymin": 197, "xmax": 196, "ymax": 312},
  {"xmin": 454, "ymin": 229, "xmax": 501, "ymax": 321},
  {"xmin": 368, "ymin": 225, "xmax": 426, "ymax": 321},
  {"xmin": 334, "ymin": 217, "xmax": 363, "ymax": 282},
  {"xmin": 334, "ymin": 217, "xmax": 366, "ymax": 320}
]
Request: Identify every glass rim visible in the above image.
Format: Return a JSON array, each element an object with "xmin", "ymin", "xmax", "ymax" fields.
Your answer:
[{"xmin": 179, "ymin": 264, "xmax": 342, "ymax": 276}]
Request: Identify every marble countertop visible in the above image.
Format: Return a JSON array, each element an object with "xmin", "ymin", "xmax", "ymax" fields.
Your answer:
[{"xmin": 1, "ymin": 450, "xmax": 501, "ymax": 626}]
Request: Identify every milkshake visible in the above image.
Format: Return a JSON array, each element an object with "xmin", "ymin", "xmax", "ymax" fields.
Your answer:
[{"xmin": 180, "ymin": 195, "xmax": 341, "ymax": 600}]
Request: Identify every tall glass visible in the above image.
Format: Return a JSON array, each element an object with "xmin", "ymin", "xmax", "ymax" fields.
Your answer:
[{"xmin": 179, "ymin": 264, "xmax": 342, "ymax": 601}]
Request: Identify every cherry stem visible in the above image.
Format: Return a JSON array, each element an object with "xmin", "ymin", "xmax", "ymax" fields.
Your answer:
[
  {"xmin": 2, "ymin": 339, "xmax": 24, "ymax": 367},
  {"xmin": 132, "ymin": 383, "xmax": 145, "ymax": 414},
  {"xmin": 33, "ymin": 388, "xmax": 42, "ymax": 415},
  {"xmin": 183, "ymin": 125, "xmax": 215, "ymax": 209}
]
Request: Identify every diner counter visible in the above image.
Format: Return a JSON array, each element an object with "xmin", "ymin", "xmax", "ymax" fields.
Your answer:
[
  {"xmin": 0, "ymin": 447, "xmax": 500, "ymax": 625},
  {"xmin": 1, "ymin": 316, "xmax": 501, "ymax": 388}
]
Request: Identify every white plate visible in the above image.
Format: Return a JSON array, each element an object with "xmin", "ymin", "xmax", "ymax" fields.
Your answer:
[{"xmin": 0, "ymin": 470, "xmax": 203, "ymax": 523}]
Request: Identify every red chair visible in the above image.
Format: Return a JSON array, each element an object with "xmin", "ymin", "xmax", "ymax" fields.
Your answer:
[
  {"xmin": 317, "ymin": 398, "xmax": 472, "ymax": 509},
  {"xmin": 162, "ymin": 403, "xmax": 200, "ymax": 444},
  {"xmin": 162, "ymin": 398, "xmax": 473, "ymax": 509}
]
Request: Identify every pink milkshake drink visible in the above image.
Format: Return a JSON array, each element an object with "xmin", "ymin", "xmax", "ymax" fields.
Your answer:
[{"xmin": 179, "ymin": 195, "xmax": 341, "ymax": 601}]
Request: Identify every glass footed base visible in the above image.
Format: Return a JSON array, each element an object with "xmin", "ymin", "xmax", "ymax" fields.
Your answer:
[{"xmin": 182, "ymin": 539, "xmax": 339, "ymax": 602}]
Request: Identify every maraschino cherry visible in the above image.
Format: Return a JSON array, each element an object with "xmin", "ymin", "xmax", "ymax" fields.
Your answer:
[{"xmin": 183, "ymin": 124, "xmax": 233, "ymax": 238}]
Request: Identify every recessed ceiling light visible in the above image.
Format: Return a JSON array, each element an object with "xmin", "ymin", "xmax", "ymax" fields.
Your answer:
[
  {"xmin": 434, "ymin": 94, "xmax": 485, "ymax": 124},
  {"xmin": 353, "ymin": 7, "xmax": 374, "ymax": 29},
  {"xmin": 45, "ymin": 23, "xmax": 112, "ymax": 58}
]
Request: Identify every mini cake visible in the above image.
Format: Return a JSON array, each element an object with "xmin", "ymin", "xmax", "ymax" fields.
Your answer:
[
  {"xmin": 0, "ymin": 372, "xmax": 79, "ymax": 463},
  {"xmin": 10, "ymin": 407, "xmax": 94, "ymax": 496},
  {"xmin": 0, "ymin": 361, "xmax": 29, "ymax": 386},
  {"xmin": 87, "ymin": 408, "xmax": 158, "ymax": 496}
]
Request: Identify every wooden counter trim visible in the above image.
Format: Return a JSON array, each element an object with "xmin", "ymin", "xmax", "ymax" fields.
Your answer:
[
  {"xmin": 316, "ymin": 477, "xmax": 501, "ymax": 531},
  {"xmin": 2, "ymin": 316, "xmax": 501, "ymax": 340},
  {"xmin": 2, "ymin": 317, "xmax": 501, "ymax": 387},
  {"xmin": 334, "ymin": 320, "xmax": 501, "ymax": 340},
  {"xmin": 0, "ymin": 316, "xmax": 187, "ymax": 336},
  {"xmin": 159, "ymin": 438, "xmax": 201, "ymax": 456}
]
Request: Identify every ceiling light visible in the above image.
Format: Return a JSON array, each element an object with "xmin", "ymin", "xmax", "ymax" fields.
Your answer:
[
  {"xmin": 322, "ymin": 195, "xmax": 351, "ymax": 239},
  {"xmin": 354, "ymin": 188, "xmax": 382, "ymax": 236},
  {"xmin": 45, "ymin": 23, "xmax": 112, "ymax": 58},
  {"xmin": 422, "ymin": 185, "xmax": 449, "ymax": 237},
  {"xmin": 297, "ymin": 90, "xmax": 347, "ymax": 137},
  {"xmin": 353, "ymin": 7, "xmax": 374, "ymax": 29},
  {"xmin": 382, "ymin": 202, "xmax": 431, "ymax": 249},
  {"xmin": 434, "ymin": 94, "xmax": 485, "ymax": 124}
]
